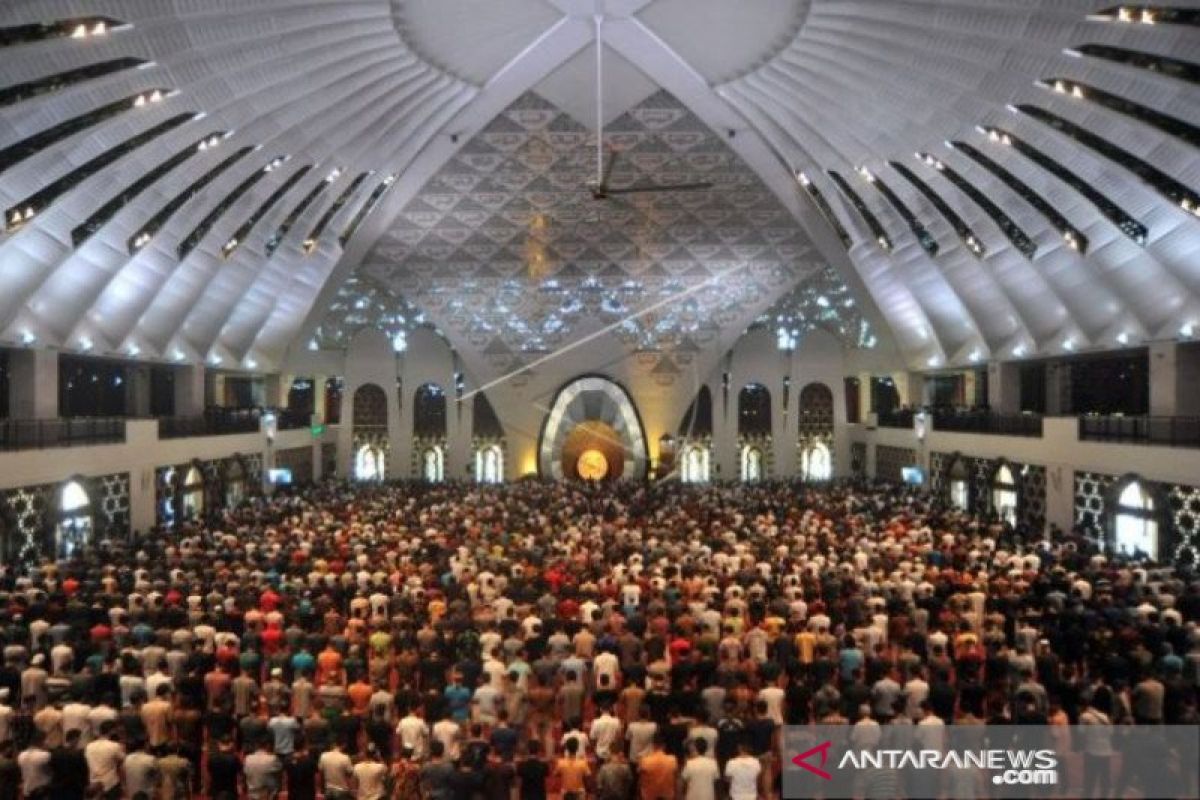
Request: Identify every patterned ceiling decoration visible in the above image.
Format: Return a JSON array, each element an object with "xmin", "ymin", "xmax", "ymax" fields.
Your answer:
[
  {"xmin": 359, "ymin": 89, "xmax": 820, "ymax": 363},
  {"xmin": 754, "ymin": 264, "xmax": 876, "ymax": 350},
  {"xmin": 310, "ymin": 275, "xmax": 434, "ymax": 352}
]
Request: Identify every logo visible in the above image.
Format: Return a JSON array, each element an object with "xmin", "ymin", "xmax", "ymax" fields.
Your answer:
[{"xmin": 791, "ymin": 740, "xmax": 833, "ymax": 780}]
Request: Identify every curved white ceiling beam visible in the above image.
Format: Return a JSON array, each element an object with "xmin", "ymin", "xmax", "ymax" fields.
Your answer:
[
  {"xmin": 174, "ymin": 73, "xmax": 461, "ymax": 358},
  {"xmin": 740, "ymin": 45, "xmax": 1102, "ymax": 352},
  {"xmin": 728, "ymin": 74, "xmax": 987, "ymax": 360}
]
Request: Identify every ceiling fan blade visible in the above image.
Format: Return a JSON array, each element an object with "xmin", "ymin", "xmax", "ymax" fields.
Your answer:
[
  {"xmin": 600, "ymin": 147, "xmax": 618, "ymax": 191},
  {"xmin": 604, "ymin": 181, "xmax": 713, "ymax": 195}
]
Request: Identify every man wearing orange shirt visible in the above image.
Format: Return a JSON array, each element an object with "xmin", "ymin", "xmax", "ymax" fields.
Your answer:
[
  {"xmin": 639, "ymin": 735, "xmax": 679, "ymax": 800},
  {"xmin": 552, "ymin": 737, "xmax": 591, "ymax": 800},
  {"xmin": 316, "ymin": 645, "xmax": 342, "ymax": 687},
  {"xmin": 346, "ymin": 675, "xmax": 372, "ymax": 717}
]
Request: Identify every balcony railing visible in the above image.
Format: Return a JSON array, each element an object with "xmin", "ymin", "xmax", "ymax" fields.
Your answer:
[
  {"xmin": 876, "ymin": 408, "xmax": 1043, "ymax": 437},
  {"xmin": 1078, "ymin": 415, "xmax": 1200, "ymax": 449},
  {"xmin": 158, "ymin": 406, "xmax": 312, "ymax": 439},
  {"xmin": 877, "ymin": 409, "xmax": 915, "ymax": 429},
  {"xmin": 0, "ymin": 417, "xmax": 126, "ymax": 451},
  {"xmin": 932, "ymin": 410, "xmax": 1043, "ymax": 437}
]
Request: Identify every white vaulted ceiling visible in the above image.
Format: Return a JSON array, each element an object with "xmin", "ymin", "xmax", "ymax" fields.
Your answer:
[{"xmin": 1, "ymin": 0, "xmax": 1198, "ymax": 371}]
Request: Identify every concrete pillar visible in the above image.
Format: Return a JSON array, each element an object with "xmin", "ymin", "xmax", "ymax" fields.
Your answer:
[
  {"xmin": 264, "ymin": 374, "xmax": 291, "ymax": 409},
  {"xmin": 1045, "ymin": 362, "xmax": 1071, "ymax": 416},
  {"xmin": 205, "ymin": 372, "xmax": 225, "ymax": 407},
  {"xmin": 892, "ymin": 371, "xmax": 926, "ymax": 408},
  {"xmin": 1148, "ymin": 341, "xmax": 1200, "ymax": 417},
  {"xmin": 312, "ymin": 375, "xmax": 328, "ymax": 422},
  {"xmin": 963, "ymin": 370, "xmax": 978, "ymax": 408},
  {"xmin": 1149, "ymin": 341, "xmax": 1178, "ymax": 417},
  {"xmin": 774, "ymin": 374, "xmax": 796, "ymax": 478},
  {"xmin": 128, "ymin": 466, "xmax": 157, "ymax": 537},
  {"xmin": 447, "ymin": 393, "xmax": 474, "ymax": 481},
  {"xmin": 174, "ymin": 364, "xmax": 205, "ymax": 416},
  {"xmin": 9, "ymin": 349, "xmax": 59, "ymax": 418},
  {"xmin": 386, "ymin": 378, "xmax": 405, "ymax": 480},
  {"xmin": 987, "ymin": 361, "xmax": 1020, "ymax": 414},
  {"xmin": 336, "ymin": 386, "xmax": 354, "ymax": 479},
  {"xmin": 856, "ymin": 372, "xmax": 872, "ymax": 422},
  {"xmin": 125, "ymin": 365, "xmax": 151, "ymax": 417},
  {"xmin": 712, "ymin": 376, "xmax": 737, "ymax": 480}
]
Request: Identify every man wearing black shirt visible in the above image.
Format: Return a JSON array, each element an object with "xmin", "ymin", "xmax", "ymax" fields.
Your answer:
[
  {"xmin": 516, "ymin": 741, "xmax": 549, "ymax": 800},
  {"xmin": 284, "ymin": 739, "xmax": 318, "ymax": 800},
  {"xmin": 49, "ymin": 729, "xmax": 88, "ymax": 800},
  {"xmin": 206, "ymin": 737, "xmax": 242, "ymax": 800}
]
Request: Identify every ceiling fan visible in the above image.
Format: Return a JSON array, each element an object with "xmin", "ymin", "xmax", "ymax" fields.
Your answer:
[{"xmin": 587, "ymin": 9, "xmax": 712, "ymax": 202}]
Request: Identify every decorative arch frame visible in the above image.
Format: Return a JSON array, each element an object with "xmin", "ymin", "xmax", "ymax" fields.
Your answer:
[
  {"xmin": 1105, "ymin": 472, "xmax": 1171, "ymax": 561},
  {"xmin": 988, "ymin": 458, "xmax": 1022, "ymax": 526},
  {"xmin": 220, "ymin": 454, "xmax": 250, "ymax": 508},
  {"xmin": 352, "ymin": 382, "xmax": 389, "ymax": 430},
  {"xmin": 944, "ymin": 451, "xmax": 972, "ymax": 511},
  {"xmin": 537, "ymin": 374, "xmax": 648, "ymax": 480},
  {"xmin": 51, "ymin": 474, "xmax": 95, "ymax": 559}
]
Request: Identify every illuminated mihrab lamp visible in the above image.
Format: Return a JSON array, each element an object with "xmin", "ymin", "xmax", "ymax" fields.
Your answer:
[{"xmin": 576, "ymin": 449, "xmax": 609, "ymax": 481}]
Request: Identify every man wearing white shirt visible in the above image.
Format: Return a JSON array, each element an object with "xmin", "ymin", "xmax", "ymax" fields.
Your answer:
[
  {"xmin": 589, "ymin": 705, "xmax": 622, "ymax": 761},
  {"xmin": 724, "ymin": 741, "xmax": 762, "ymax": 800},
  {"xmin": 395, "ymin": 710, "xmax": 429, "ymax": 760},
  {"xmin": 431, "ymin": 716, "xmax": 461, "ymax": 761},
  {"xmin": 681, "ymin": 738, "xmax": 721, "ymax": 800}
]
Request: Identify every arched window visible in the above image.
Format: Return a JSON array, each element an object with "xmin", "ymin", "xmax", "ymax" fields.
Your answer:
[
  {"xmin": 160, "ymin": 467, "xmax": 178, "ymax": 527},
  {"xmin": 1114, "ymin": 480, "xmax": 1158, "ymax": 560},
  {"xmin": 992, "ymin": 463, "xmax": 1018, "ymax": 526},
  {"xmin": 225, "ymin": 459, "xmax": 246, "ymax": 507},
  {"xmin": 476, "ymin": 445, "xmax": 503, "ymax": 484},
  {"xmin": 741, "ymin": 445, "xmax": 763, "ymax": 483},
  {"xmin": 181, "ymin": 467, "xmax": 204, "ymax": 521},
  {"xmin": 947, "ymin": 457, "xmax": 969, "ymax": 511},
  {"xmin": 681, "ymin": 445, "xmax": 710, "ymax": 483},
  {"xmin": 414, "ymin": 384, "xmax": 447, "ymax": 439},
  {"xmin": 57, "ymin": 480, "xmax": 92, "ymax": 559},
  {"xmin": 422, "ymin": 446, "xmax": 444, "ymax": 483},
  {"xmin": 738, "ymin": 384, "xmax": 772, "ymax": 438},
  {"xmin": 801, "ymin": 443, "xmax": 832, "ymax": 482},
  {"xmin": 355, "ymin": 445, "xmax": 385, "ymax": 482}
]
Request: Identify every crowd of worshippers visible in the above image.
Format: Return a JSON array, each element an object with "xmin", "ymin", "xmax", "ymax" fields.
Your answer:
[{"xmin": 0, "ymin": 478, "xmax": 1198, "ymax": 800}]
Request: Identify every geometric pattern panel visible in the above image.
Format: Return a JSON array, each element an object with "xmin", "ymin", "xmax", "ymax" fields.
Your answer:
[
  {"xmin": 875, "ymin": 445, "xmax": 915, "ymax": 484},
  {"xmin": 2, "ymin": 483, "xmax": 53, "ymax": 562},
  {"xmin": 90, "ymin": 472, "xmax": 131, "ymax": 537},
  {"xmin": 1164, "ymin": 482, "xmax": 1200, "ymax": 566},
  {"xmin": 1074, "ymin": 470, "xmax": 1118, "ymax": 535},
  {"xmin": 850, "ymin": 441, "xmax": 867, "ymax": 477},
  {"xmin": 359, "ymin": 90, "xmax": 828, "ymax": 365}
]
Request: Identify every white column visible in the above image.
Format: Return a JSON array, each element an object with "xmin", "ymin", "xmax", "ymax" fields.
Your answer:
[
  {"xmin": 711, "ymin": 378, "xmax": 737, "ymax": 480},
  {"xmin": 125, "ymin": 365, "xmax": 152, "ymax": 417},
  {"xmin": 173, "ymin": 364, "xmax": 205, "ymax": 416},
  {"xmin": 447, "ymin": 393, "xmax": 474, "ymax": 482},
  {"xmin": 9, "ymin": 349, "xmax": 59, "ymax": 418},
  {"xmin": 987, "ymin": 361, "xmax": 1020, "ymax": 413},
  {"xmin": 312, "ymin": 375, "xmax": 328, "ymax": 422},
  {"xmin": 387, "ymin": 379, "xmax": 406, "ymax": 480}
]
